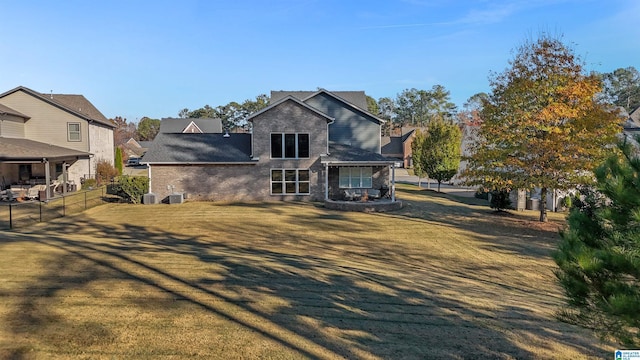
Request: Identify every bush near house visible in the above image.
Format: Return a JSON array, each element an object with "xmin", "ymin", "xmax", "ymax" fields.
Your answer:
[
  {"xmin": 109, "ymin": 175, "xmax": 148, "ymax": 204},
  {"xmin": 95, "ymin": 159, "xmax": 118, "ymax": 186}
]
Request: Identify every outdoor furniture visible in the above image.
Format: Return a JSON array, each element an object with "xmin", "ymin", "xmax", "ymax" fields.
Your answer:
[
  {"xmin": 26, "ymin": 185, "xmax": 48, "ymax": 200},
  {"xmin": 343, "ymin": 188, "xmax": 381, "ymax": 201}
]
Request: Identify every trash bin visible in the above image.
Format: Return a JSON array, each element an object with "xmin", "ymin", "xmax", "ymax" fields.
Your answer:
[{"xmin": 526, "ymin": 198, "xmax": 540, "ymax": 211}]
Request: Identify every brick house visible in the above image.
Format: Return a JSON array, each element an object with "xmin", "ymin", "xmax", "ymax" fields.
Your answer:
[
  {"xmin": 142, "ymin": 90, "xmax": 397, "ymax": 202},
  {"xmin": 0, "ymin": 86, "xmax": 114, "ymax": 197}
]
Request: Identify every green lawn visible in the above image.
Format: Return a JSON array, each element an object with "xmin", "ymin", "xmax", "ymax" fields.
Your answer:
[{"xmin": 0, "ymin": 184, "xmax": 614, "ymax": 359}]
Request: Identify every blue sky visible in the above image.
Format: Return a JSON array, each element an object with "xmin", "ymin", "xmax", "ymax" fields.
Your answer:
[{"xmin": 1, "ymin": 0, "xmax": 638, "ymax": 122}]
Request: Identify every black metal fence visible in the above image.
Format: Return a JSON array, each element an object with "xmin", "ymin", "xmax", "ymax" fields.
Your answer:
[{"xmin": 0, "ymin": 187, "xmax": 116, "ymax": 230}]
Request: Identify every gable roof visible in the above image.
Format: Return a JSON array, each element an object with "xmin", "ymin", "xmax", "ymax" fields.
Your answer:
[
  {"xmin": 159, "ymin": 118, "xmax": 223, "ymax": 133},
  {"xmin": 271, "ymin": 90, "xmax": 369, "ymax": 110},
  {"xmin": 303, "ymin": 89, "xmax": 386, "ymax": 125},
  {"xmin": 0, "ymin": 86, "xmax": 113, "ymax": 128},
  {"xmin": 142, "ymin": 133, "xmax": 254, "ymax": 164},
  {"xmin": 0, "ymin": 136, "xmax": 91, "ymax": 161},
  {"xmin": 401, "ymin": 129, "xmax": 416, "ymax": 142},
  {"xmin": 247, "ymin": 96, "xmax": 335, "ymax": 123},
  {"xmin": 0, "ymin": 103, "xmax": 29, "ymax": 119},
  {"xmin": 182, "ymin": 121, "xmax": 203, "ymax": 133}
]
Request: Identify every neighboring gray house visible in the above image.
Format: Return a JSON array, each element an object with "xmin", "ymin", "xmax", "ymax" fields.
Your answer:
[
  {"xmin": 143, "ymin": 89, "xmax": 396, "ymax": 202},
  {"xmin": 0, "ymin": 86, "xmax": 114, "ymax": 196}
]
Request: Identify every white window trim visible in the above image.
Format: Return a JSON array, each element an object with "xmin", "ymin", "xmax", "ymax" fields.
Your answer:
[
  {"xmin": 270, "ymin": 133, "xmax": 310, "ymax": 159},
  {"xmin": 270, "ymin": 168, "xmax": 311, "ymax": 195},
  {"xmin": 68, "ymin": 122, "xmax": 81, "ymax": 142},
  {"xmin": 339, "ymin": 166, "xmax": 373, "ymax": 189}
]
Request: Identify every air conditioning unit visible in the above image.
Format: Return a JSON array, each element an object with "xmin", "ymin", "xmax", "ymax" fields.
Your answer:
[
  {"xmin": 143, "ymin": 193, "xmax": 156, "ymax": 205},
  {"xmin": 168, "ymin": 193, "xmax": 183, "ymax": 204}
]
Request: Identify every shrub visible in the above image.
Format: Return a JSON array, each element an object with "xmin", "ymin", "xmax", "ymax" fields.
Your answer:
[
  {"xmin": 95, "ymin": 159, "xmax": 118, "ymax": 185},
  {"xmin": 115, "ymin": 147, "xmax": 123, "ymax": 175},
  {"xmin": 81, "ymin": 178, "xmax": 97, "ymax": 190},
  {"xmin": 561, "ymin": 195, "xmax": 572, "ymax": 210},
  {"xmin": 111, "ymin": 175, "xmax": 148, "ymax": 204},
  {"xmin": 489, "ymin": 189, "xmax": 511, "ymax": 211},
  {"xmin": 474, "ymin": 186, "xmax": 489, "ymax": 200}
]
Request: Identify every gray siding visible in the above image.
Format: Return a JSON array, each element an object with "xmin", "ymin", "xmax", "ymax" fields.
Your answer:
[{"xmin": 305, "ymin": 93, "xmax": 381, "ymax": 153}]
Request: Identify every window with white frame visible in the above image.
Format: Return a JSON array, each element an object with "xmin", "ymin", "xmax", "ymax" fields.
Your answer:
[
  {"xmin": 271, "ymin": 169, "xmax": 310, "ymax": 195},
  {"xmin": 339, "ymin": 167, "xmax": 372, "ymax": 188},
  {"xmin": 270, "ymin": 133, "xmax": 309, "ymax": 159},
  {"xmin": 68, "ymin": 123, "xmax": 81, "ymax": 141}
]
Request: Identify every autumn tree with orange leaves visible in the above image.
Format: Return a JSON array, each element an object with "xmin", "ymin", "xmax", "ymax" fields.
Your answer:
[{"xmin": 464, "ymin": 35, "xmax": 622, "ymax": 222}]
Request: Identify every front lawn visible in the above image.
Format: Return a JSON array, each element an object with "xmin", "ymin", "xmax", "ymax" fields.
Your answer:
[{"xmin": 0, "ymin": 184, "xmax": 612, "ymax": 359}]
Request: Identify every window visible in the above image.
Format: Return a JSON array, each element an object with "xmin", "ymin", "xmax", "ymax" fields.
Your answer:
[
  {"xmin": 339, "ymin": 167, "xmax": 372, "ymax": 188},
  {"xmin": 270, "ymin": 133, "xmax": 309, "ymax": 159},
  {"xmin": 68, "ymin": 123, "xmax": 81, "ymax": 141},
  {"xmin": 271, "ymin": 169, "xmax": 310, "ymax": 195}
]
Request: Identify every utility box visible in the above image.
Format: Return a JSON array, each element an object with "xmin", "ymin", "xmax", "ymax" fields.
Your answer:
[
  {"xmin": 168, "ymin": 193, "xmax": 183, "ymax": 204},
  {"xmin": 143, "ymin": 193, "xmax": 157, "ymax": 205}
]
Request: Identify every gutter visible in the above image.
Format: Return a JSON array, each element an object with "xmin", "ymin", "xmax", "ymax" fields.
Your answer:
[{"xmin": 141, "ymin": 161, "xmax": 258, "ymax": 165}]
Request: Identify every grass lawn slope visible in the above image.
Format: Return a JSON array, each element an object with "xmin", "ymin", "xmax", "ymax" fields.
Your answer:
[{"xmin": 0, "ymin": 184, "xmax": 613, "ymax": 359}]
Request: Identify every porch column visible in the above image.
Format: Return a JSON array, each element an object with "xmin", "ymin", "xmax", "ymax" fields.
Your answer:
[
  {"xmin": 44, "ymin": 159, "xmax": 51, "ymax": 199},
  {"xmin": 62, "ymin": 162, "xmax": 68, "ymax": 196},
  {"xmin": 324, "ymin": 163, "xmax": 329, "ymax": 201},
  {"xmin": 391, "ymin": 164, "xmax": 396, "ymax": 202}
]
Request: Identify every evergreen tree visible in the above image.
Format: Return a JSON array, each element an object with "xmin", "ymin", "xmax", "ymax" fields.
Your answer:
[
  {"xmin": 114, "ymin": 147, "xmax": 123, "ymax": 176},
  {"xmin": 554, "ymin": 138, "xmax": 640, "ymax": 346}
]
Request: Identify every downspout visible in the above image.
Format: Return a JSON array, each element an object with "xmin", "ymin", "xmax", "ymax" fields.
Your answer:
[
  {"xmin": 87, "ymin": 120, "xmax": 92, "ymax": 179},
  {"xmin": 147, "ymin": 164, "xmax": 152, "ymax": 193},
  {"xmin": 324, "ymin": 163, "xmax": 329, "ymax": 201}
]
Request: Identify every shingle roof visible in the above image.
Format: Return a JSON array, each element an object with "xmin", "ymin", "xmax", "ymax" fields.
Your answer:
[
  {"xmin": 381, "ymin": 136, "xmax": 403, "ymax": 155},
  {"xmin": 0, "ymin": 137, "xmax": 91, "ymax": 161},
  {"xmin": 137, "ymin": 141, "xmax": 153, "ymax": 149},
  {"xmin": 159, "ymin": 118, "xmax": 223, "ymax": 133},
  {"xmin": 322, "ymin": 142, "xmax": 395, "ymax": 165},
  {"xmin": 271, "ymin": 90, "xmax": 369, "ymax": 110},
  {"xmin": 0, "ymin": 103, "xmax": 29, "ymax": 119},
  {"xmin": 46, "ymin": 93, "xmax": 110, "ymax": 126},
  {"xmin": 142, "ymin": 133, "xmax": 254, "ymax": 164},
  {"xmin": 0, "ymin": 86, "xmax": 114, "ymax": 128}
]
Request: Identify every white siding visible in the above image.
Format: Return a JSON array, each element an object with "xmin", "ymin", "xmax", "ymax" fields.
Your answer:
[{"xmin": 89, "ymin": 123, "xmax": 115, "ymax": 165}]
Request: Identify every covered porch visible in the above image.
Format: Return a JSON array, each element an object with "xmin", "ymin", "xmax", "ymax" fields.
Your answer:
[
  {"xmin": 0, "ymin": 138, "xmax": 90, "ymax": 201},
  {"xmin": 320, "ymin": 143, "xmax": 402, "ymax": 212}
]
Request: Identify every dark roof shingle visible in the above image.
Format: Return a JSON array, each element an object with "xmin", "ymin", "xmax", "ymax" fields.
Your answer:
[
  {"xmin": 0, "ymin": 137, "xmax": 91, "ymax": 161},
  {"xmin": 142, "ymin": 133, "xmax": 253, "ymax": 164},
  {"xmin": 322, "ymin": 142, "xmax": 395, "ymax": 164},
  {"xmin": 159, "ymin": 118, "xmax": 223, "ymax": 133}
]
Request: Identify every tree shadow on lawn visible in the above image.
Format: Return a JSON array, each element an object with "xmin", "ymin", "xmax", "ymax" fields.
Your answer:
[
  {"xmin": 391, "ymin": 188, "xmax": 565, "ymax": 260},
  {"xmin": 0, "ymin": 207, "xmax": 610, "ymax": 359}
]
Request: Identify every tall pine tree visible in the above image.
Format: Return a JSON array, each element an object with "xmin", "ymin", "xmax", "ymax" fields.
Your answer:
[{"xmin": 555, "ymin": 138, "xmax": 640, "ymax": 346}]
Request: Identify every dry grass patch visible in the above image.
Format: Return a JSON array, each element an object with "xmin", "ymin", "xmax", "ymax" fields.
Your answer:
[{"xmin": 0, "ymin": 184, "xmax": 614, "ymax": 359}]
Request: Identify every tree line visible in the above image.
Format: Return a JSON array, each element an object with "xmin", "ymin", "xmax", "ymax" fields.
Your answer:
[{"xmin": 109, "ymin": 65, "xmax": 638, "ymax": 146}]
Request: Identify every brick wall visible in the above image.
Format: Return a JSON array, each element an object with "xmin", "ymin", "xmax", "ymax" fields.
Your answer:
[{"xmin": 149, "ymin": 99, "xmax": 332, "ymax": 202}]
